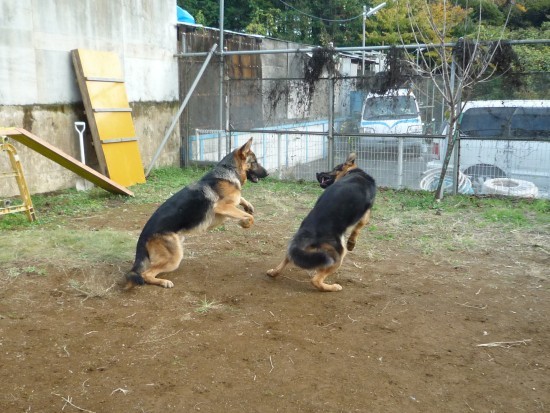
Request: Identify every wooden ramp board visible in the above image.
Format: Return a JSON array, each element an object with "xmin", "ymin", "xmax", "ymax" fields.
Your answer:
[
  {"xmin": 0, "ymin": 127, "xmax": 133, "ymax": 196},
  {"xmin": 72, "ymin": 48, "xmax": 146, "ymax": 187}
]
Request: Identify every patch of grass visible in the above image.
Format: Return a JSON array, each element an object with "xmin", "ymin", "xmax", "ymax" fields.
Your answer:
[
  {"xmin": 211, "ymin": 225, "xmax": 227, "ymax": 232},
  {"xmin": 195, "ymin": 297, "xmax": 221, "ymax": 314},
  {"xmin": 529, "ymin": 198, "xmax": 550, "ymax": 214},
  {"xmin": 1, "ymin": 165, "xmax": 548, "ymax": 272},
  {"xmin": 0, "ymin": 229, "xmax": 134, "ymax": 267},
  {"xmin": 371, "ymin": 227, "xmax": 395, "ymax": 241},
  {"xmin": 482, "ymin": 208, "xmax": 529, "ymax": 226},
  {"xmin": 0, "ymin": 211, "xmax": 37, "ymax": 230},
  {"xmin": 33, "ymin": 188, "xmax": 115, "ymax": 214},
  {"xmin": 381, "ymin": 188, "xmax": 437, "ymax": 211},
  {"xmin": 68, "ymin": 277, "xmax": 116, "ymax": 301},
  {"xmin": 6, "ymin": 267, "xmax": 23, "ymax": 279},
  {"xmin": 18, "ymin": 266, "xmax": 46, "ymax": 276},
  {"xmin": 259, "ymin": 177, "xmax": 321, "ymax": 196},
  {"xmin": 0, "ymin": 189, "xmax": 121, "ymax": 230},
  {"xmin": 126, "ymin": 166, "xmax": 209, "ymax": 204},
  {"xmin": 246, "ymin": 177, "xmax": 322, "ymax": 209},
  {"xmin": 2, "ymin": 312, "xmax": 25, "ymax": 320},
  {"xmin": 0, "ymin": 167, "xmax": 209, "ymax": 230}
]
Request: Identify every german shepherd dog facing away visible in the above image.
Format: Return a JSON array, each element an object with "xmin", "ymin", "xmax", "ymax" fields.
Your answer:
[
  {"xmin": 126, "ymin": 137, "xmax": 267, "ymax": 289},
  {"xmin": 267, "ymin": 153, "xmax": 375, "ymax": 292}
]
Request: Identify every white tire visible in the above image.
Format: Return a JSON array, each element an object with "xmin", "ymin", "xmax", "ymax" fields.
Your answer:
[{"xmin": 482, "ymin": 178, "xmax": 539, "ymax": 198}]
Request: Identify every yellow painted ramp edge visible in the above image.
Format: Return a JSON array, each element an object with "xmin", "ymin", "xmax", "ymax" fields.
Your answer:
[
  {"xmin": 72, "ymin": 49, "xmax": 146, "ymax": 187},
  {"xmin": 0, "ymin": 127, "xmax": 133, "ymax": 197}
]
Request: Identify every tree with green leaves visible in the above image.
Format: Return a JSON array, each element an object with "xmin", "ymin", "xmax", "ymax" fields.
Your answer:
[
  {"xmin": 180, "ymin": 0, "xmax": 369, "ymax": 46},
  {"xmin": 180, "ymin": 0, "xmax": 547, "ymax": 72}
]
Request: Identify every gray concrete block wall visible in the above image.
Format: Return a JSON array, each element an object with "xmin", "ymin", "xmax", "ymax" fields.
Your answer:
[{"xmin": 0, "ymin": 0, "xmax": 181, "ymax": 196}]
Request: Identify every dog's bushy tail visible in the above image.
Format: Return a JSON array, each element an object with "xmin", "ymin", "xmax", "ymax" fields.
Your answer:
[
  {"xmin": 124, "ymin": 242, "xmax": 149, "ymax": 289},
  {"xmin": 124, "ymin": 269, "xmax": 145, "ymax": 289},
  {"xmin": 289, "ymin": 239, "xmax": 336, "ymax": 269}
]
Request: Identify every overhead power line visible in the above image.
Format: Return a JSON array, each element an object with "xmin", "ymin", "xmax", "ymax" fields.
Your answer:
[{"xmin": 276, "ymin": 0, "xmax": 364, "ymax": 22}]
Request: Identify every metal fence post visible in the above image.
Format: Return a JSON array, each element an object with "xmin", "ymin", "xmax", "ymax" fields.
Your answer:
[
  {"xmin": 328, "ymin": 77, "xmax": 335, "ymax": 168},
  {"xmin": 277, "ymin": 133, "xmax": 282, "ymax": 179},
  {"xmin": 397, "ymin": 138, "xmax": 404, "ymax": 188},
  {"xmin": 218, "ymin": 0, "xmax": 225, "ymax": 161},
  {"xmin": 453, "ymin": 134, "xmax": 461, "ymax": 194}
]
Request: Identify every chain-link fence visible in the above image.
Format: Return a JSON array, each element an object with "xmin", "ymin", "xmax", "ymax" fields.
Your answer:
[{"xmin": 180, "ymin": 48, "xmax": 549, "ymax": 198}]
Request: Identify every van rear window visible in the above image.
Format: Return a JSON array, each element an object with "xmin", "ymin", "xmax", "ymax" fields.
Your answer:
[{"xmin": 460, "ymin": 106, "xmax": 550, "ymax": 139}]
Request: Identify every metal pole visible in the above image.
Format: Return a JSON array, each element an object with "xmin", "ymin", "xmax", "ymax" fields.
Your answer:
[
  {"xmin": 362, "ymin": 5, "xmax": 366, "ymax": 75},
  {"xmin": 450, "ymin": 59, "xmax": 459, "ymax": 195},
  {"xmin": 452, "ymin": 59, "xmax": 464, "ymax": 195},
  {"xmin": 145, "ymin": 43, "xmax": 218, "ymax": 177},
  {"xmin": 225, "ymin": 94, "xmax": 230, "ymax": 154},
  {"xmin": 175, "ymin": 38, "xmax": 550, "ymax": 58},
  {"xmin": 328, "ymin": 77, "xmax": 335, "ymax": 168},
  {"xmin": 277, "ymin": 134, "xmax": 282, "ymax": 179},
  {"xmin": 397, "ymin": 138, "xmax": 404, "ymax": 188},
  {"xmin": 219, "ymin": 0, "xmax": 225, "ymax": 160}
]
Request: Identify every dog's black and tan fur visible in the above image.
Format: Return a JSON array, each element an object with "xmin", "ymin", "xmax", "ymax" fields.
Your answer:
[
  {"xmin": 267, "ymin": 153, "xmax": 375, "ymax": 292},
  {"xmin": 126, "ymin": 138, "xmax": 267, "ymax": 289}
]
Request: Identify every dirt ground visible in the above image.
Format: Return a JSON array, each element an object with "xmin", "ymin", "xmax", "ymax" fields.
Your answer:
[{"xmin": 1, "ymin": 193, "xmax": 549, "ymax": 413}]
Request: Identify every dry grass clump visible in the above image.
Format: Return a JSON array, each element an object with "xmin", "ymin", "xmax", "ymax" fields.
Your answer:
[{"xmin": 0, "ymin": 229, "xmax": 134, "ymax": 268}]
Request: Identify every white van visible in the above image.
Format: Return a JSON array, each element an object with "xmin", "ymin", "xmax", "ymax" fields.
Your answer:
[
  {"xmin": 357, "ymin": 89, "xmax": 423, "ymax": 155},
  {"xmin": 432, "ymin": 100, "xmax": 550, "ymax": 196}
]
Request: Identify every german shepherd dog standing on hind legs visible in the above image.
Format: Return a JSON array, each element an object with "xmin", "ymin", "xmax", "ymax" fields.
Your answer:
[
  {"xmin": 267, "ymin": 153, "xmax": 376, "ymax": 292},
  {"xmin": 126, "ymin": 137, "xmax": 268, "ymax": 289}
]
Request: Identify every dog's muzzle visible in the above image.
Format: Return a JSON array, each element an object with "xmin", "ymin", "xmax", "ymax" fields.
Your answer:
[
  {"xmin": 316, "ymin": 172, "xmax": 335, "ymax": 188},
  {"xmin": 247, "ymin": 167, "xmax": 268, "ymax": 183}
]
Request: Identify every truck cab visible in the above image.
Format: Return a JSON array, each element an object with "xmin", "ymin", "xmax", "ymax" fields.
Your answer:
[{"xmin": 358, "ymin": 89, "xmax": 423, "ymax": 156}]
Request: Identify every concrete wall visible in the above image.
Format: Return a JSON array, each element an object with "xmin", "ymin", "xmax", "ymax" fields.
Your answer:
[{"xmin": 0, "ymin": 0, "xmax": 181, "ymax": 196}]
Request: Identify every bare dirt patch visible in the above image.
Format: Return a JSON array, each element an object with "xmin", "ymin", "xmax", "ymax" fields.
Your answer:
[{"xmin": 1, "ymin": 194, "xmax": 549, "ymax": 412}]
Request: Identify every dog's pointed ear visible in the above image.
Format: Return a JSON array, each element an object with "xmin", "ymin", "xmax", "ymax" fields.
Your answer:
[
  {"xmin": 237, "ymin": 137, "xmax": 253, "ymax": 159},
  {"xmin": 346, "ymin": 153, "xmax": 357, "ymax": 165}
]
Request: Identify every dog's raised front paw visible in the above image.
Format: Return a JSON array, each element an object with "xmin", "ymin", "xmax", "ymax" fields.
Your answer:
[
  {"xmin": 239, "ymin": 216, "xmax": 254, "ymax": 228},
  {"xmin": 243, "ymin": 204, "xmax": 255, "ymax": 214}
]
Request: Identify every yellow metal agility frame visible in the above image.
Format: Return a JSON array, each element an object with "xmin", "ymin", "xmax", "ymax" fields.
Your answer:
[{"xmin": 0, "ymin": 137, "xmax": 36, "ymax": 222}]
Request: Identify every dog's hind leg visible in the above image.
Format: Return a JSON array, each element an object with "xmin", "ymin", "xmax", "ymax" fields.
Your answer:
[
  {"xmin": 142, "ymin": 233, "xmax": 184, "ymax": 288},
  {"xmin": 347, "ymin": 209, "xmax": 371, "ymax": 251},
  {"xmin": 311, "ymin": 252, "xmax": 346, "ymax": 292},
  {"xmin": 267, "ymin": 256, "xmax": 290, "ymax": 278},
  {"xmin": 311, "ymin": 267, "xmax": 342, "ymax": 292}
]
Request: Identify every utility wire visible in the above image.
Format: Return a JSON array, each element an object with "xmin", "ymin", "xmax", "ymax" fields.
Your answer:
[{"xmin": 276, "ymin": 0, "xmax": 364, "ymax": 22}]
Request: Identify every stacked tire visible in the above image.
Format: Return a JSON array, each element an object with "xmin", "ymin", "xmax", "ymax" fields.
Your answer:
[{"xmin": 482, "ymin": 178, "xmax": 539, "ymax": 198}]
